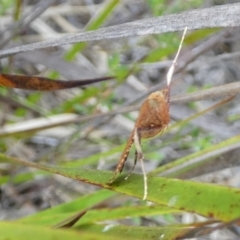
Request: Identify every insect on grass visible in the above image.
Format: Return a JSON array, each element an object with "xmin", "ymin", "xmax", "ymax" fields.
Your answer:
[{"xmin": 109, "ymin": 27, "xmax": 188, "ymax": 200}]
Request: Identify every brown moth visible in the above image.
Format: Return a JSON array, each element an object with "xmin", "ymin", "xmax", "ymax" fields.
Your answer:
[
  {"xmin": 108, "ymin": 27, "xmax": 187, "ymax": 200},
  {"xmin": 109, "ymin": 88, "xmax": 170, "ymax": 183}
]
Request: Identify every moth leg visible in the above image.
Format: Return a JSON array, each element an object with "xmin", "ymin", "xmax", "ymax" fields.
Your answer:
[
  {"xmin": 134, "ymin": 128, "xmax": 143, "ymax": 160},
  {"xmin": 125, "ymin": 130, "xmax": 141, "ymax": 180},
  {"xmin": 108, "ymin": 131, "xmax": 134, "ymax": 184},
  {"xmin": 124, "ymin": 150, "xmax": 137, "ymax": 180}
]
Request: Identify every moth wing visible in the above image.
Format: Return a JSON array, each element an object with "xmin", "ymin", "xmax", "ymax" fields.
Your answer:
[{"xmin": 136, "ymin": 98, "xmax": 169, "ymax": 129}]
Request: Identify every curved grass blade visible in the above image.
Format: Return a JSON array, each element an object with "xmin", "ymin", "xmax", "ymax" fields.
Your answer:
[
  {"xmin": 1, "ymin": 4, "xmax": 240, "ymax": 58},
  {"xmin": 0, "ymin": 221, "xmax": 132, "ymax": 240},
  {"xmin": 149, "ymin": 134, "xmax": 240, "ymax": 177},
  {"xmin": 65, "ymin": 0, "xmax": 120, "ymax": 61},
  {"xmin": 75, "ymin": 223, "xmax": 198, "ymax": 240},
  {"xmin": 53, "ymin": 210, "xmax": 87, "ymax": 228},
  {"xmin": 2, "ymin": 153, "xmax": 240, "ymax": 222},
  {"xmin": 0, "ymin": 74, "xmax": 114, "ymax": 90},
  {"xmin": 19, "ymin": 205, "xmax": 179, "ymax": 227},
  {"xmin": 19, "ymin": 189, "xmax": 115, "ymax": 226},
  {"xmin": 75, "ymin": 205, "xmax": 180, "ymax": 226}
]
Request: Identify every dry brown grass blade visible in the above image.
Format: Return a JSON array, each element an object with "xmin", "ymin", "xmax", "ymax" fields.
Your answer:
[
  {"xmin": 171, "ymin": 82, "xmax": 240, "ymax": 103},
  {"xmin": 0, "ymin": 3, "xmax": 240, "ymax": 58},
  {"xmin": 0, "ymin": 74, "xmax": 114, "ymax": 90},
  {"xmin": 0, "ymin": 82, "xmax": 239, "ymax": 138}
]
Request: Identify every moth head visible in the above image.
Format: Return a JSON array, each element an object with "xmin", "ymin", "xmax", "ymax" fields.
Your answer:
[{"xmin": 147, "ymin": 88, "xmax": 169, "ymax": 104}]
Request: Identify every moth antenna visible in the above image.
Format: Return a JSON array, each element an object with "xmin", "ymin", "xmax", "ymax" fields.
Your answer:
[{"xmin": 166, "ymin": 27, "xmax": 188, "ymax": 87}]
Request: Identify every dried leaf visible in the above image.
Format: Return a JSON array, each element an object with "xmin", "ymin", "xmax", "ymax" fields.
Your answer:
[
  {"xmin": 0, "ymin": 73, "xmax": 114, "ymax": 90},
  {"xmin": 0, "ymin": 4, "xmax": 240, "ymax": 58}
]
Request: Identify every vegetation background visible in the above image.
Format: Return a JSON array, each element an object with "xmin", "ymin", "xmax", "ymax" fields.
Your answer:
[{"xmin": 0, "ymin": 0, "xmax": 240, "ymax": 239}]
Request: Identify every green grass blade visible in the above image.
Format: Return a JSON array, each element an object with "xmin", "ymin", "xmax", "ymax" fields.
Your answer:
[
  {"xmin": 65, "ymin": 0, "xmax": 119, "ymax": 61},
  {"xmin": 19, "ymin": 189, "xmax": 115, "ymax": 225},
  {"xmin": 0, "ymin": 221, "xmax": 133, "ymax": 240},
  {"xmin": 75, "ymin": 223, "xmax": 197, "ymax": 240},
  {"xmin": 149, "ymin": 134, "xmax": 240, "ymax": 177},
  {"xmin": 2, "ymin": 153, "xmax": 240, "ymax": 222},
  {"xmin": 18, "ymin": 205, "xmax": 179, "ymax": 227},
  {"xmin": 76, "ymin": 205, "xmax": 179, "ymax": 225}
]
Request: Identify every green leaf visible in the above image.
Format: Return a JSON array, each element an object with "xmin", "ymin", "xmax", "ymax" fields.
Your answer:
[
  {"xmin": 75, "ymin": 223, "xmax": 196, "ymax": 240},
  {"xmin": 2, "ymin": 153, "xmax": 240, "ymax": 222},
  {"xmin": 19, "ymin": 189, "xmax": 115, "ymax": 226},
  {"xmin": 150, "ymin": 134, "xmax": 240, "ymax": 177},
  {"xmin": 55, "ymin": 87, "xmax": 99, "ymax": 113},
  {"xmin": 75, "ymin": 205, "xmax": 179, "ymax": 226},
  {"xmin": 65, "ymin": 0, "xmax": 120, "ymax": 61},
  {"xmin": 0, "ymin": 221, "xmax": 133, "ymax": 240},
  {"xmin": 0, "ymin": 171, "xmax": 37, "ymax": 185},
  {"xmin": 18, "ymin": 205, "xmax": 178, "ymax": 227},
  {"xmin": 185, "ymin": 28, "xmax": 219, "ymax": 45}
]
